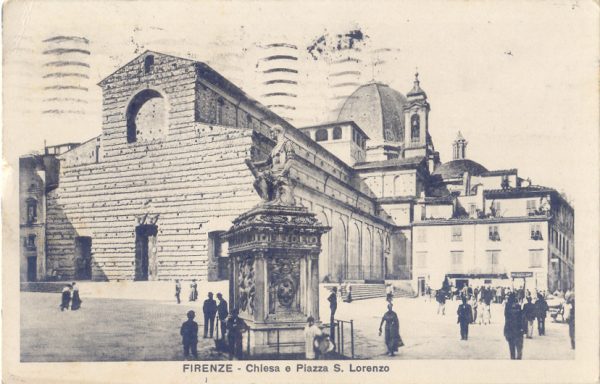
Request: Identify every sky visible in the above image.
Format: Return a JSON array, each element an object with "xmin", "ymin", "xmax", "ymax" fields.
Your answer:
[{"xmin": 3, "ymin": 0, "xmax": 599, "ymax": 206}]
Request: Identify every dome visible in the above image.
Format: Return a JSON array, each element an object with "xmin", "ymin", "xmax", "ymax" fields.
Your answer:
[
  {"xmin": 336, "ymin": 82, "xmax": 407, "ymax": 143},
  {"xmin": 432, "ymin": 159, "xmax": 488, "ymax": 179}
]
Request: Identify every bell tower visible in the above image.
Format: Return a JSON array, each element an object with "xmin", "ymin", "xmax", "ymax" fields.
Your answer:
[
  {"xmin": 453, "ymin": 131, "xmax": 468, "ymax": 160},
  {"xmin": 403, "ymin": 72, "xmax": 437, "ymax": 168}
]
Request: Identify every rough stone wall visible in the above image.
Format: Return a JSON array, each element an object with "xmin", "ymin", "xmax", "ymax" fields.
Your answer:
[
  {"xmin": 46, "ymin": 52, "xmax": 263, "ymax": 281},
  {"xmin": 44, "ymin": 51, "xmax": 402, "ymax": 283},
  {"xmin": 46, "ymin": 123, "xmax": 259, "ymax": 281}
]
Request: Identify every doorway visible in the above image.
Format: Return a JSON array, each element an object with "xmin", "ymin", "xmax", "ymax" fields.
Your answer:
[
  {"xmin": 455, "ymin": 279, "xmax": 469, "ymax": 291},
  {"xmin": 74, "ymin": 236, "xmax": 92, "ymax": 280},
  {"xmin": 135, "ymin": 225, "xmax": 158, "ymax": 281},
  {"xmin": 418, "ymin": 277, "xmax": 426, "ymax": 296},
  {"xmin": 27, "ymin": 256, "xmax": 37, "ymax": 282}
]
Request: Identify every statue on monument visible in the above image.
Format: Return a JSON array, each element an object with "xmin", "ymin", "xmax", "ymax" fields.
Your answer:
[{"xmin": 246, "ymin": 125, "xmax": 297, "ymax": 206}]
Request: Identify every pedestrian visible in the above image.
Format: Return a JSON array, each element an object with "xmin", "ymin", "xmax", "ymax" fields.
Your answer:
[
  {"xmin": 216, "ymin": 293, "xmax": 228, "ymax": 340},
  {"xmin": 504, "ymin": 293, "xmax": 525, "ymax": 359},
  {"xmin": 175, "ymin": 279, "xmax": 181, "ymax": 304},
  {"xmin": 202, "ymin": 292, "xmax": 217, "ymax": 338},
  {"xmin": 386, "ymin": 284, "xmax": 394, "ymax": 302},
  {"xmin": 378, "ymin": 303, "xmax": 403, "ymax": 356},
  {"xmin": 566, "ymin": 297, "xmax": 575, "ymax": 349},
  {"xmin": 457, "ymin": 297, "xmax": 473, "ymax": 340},
  {"xmin": 344, "ymin": 284, "xmax": 353, "ymax": 303},
  {"xmin": 523, "ymin": 296, "xmax": 536, "ymax": 339},
  {"xmin": 436, "ymin": 289, "xmax": 446, "ymax": 315},
  {"xmin": 534, "ymin": 293, "xmax": 548, "ymax": 336},
  {"xmin": 71, "ymin": 282, "xmax": 82, "ymax": 310},
  {"xmin": 60, "ymin": 284, "xmax": 71, "ymax": 311},
  {"xmin": 327, "ymin": 287, "xmax": 337, "ymax": 341},
  {"xmin": 180, "ymin": 310, "xmax": 198, "ymax": 360},
  {"xmin": 226, "ymin": 308, "xmax": 248, "ymax": 360},
  {"xmin": 304, "ymin": 316, "xmax": 323, "ymax": 359},
  {"xmin": 471, "ymin": 295, "xmax": 478, "ymax": 324},
  {"xmin": 189, "ymin": 279, "xmax": 198, "ymax": 302},
  {"xmin": 482, "ymin": 288, "xmax": 492, "ymax": 325}
]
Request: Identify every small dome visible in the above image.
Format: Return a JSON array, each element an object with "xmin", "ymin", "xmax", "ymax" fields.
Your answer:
[
  {"xmin": 432, "ymin": 159, "xmax": 488, "ymax": 179},
  {"xmin": 336, "ymin": 83, "xmax": 407, "ymax": 143}
]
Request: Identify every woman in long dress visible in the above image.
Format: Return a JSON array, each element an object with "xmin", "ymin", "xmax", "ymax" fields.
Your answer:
[
  {"xmin": 60, "ymin": 284, "xmax": 71, "ymax": 311},
  {"xmin": 71, "ymin": 282, "xmax": 82, "ymax": 310},
  {"xmin": 379, "ymin": 303, "xmax": 403, "ymax": 356}
]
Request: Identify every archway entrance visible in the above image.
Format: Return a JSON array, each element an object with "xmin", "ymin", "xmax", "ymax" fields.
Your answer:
[{"xmin": 135, "ymin": 225, "xmax": 158, "ymax": 281}]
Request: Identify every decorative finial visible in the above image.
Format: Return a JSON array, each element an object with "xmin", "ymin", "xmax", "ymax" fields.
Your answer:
[{"xmin": 407, "ymin": 67, "xmax": 426, "ymax": 98}]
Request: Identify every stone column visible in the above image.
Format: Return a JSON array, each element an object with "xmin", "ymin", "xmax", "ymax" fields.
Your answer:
[
  {"xmin": 229, "ymin": 256, "xmax": 235, "ymax": 312},
  {"xmin": 310, "ymin": 252, "xmax": 320, "ymax": 319},
  {"xmin": 254, "ymin": 252, "xmax": 266, "ymax": 322}
]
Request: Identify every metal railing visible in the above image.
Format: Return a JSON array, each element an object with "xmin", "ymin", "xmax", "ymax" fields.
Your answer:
[{"xmin": 328, "ymin": 319, "xmax": 355, "ymax": 359}]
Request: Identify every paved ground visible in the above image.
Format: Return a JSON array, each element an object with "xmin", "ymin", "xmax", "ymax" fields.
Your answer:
[
  {"xmin": 333, "ymin": 296, "xmax": 575, "ymax": 360},
  {"xmin": 20, "ymin": 285, "xmax": 575, "ymax": 361},
  {"xmin": 20, "ymin": 292, "xmax": 228, "ymax": 362}
]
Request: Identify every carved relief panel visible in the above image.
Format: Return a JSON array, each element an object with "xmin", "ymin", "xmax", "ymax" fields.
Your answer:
[
  {"xmin": 268, "ymin": 255, "xmax": 301, "ymax": 316},
  {"xmin": 236, "ymin": 255, "xmax": 256, "ymax": 316}
]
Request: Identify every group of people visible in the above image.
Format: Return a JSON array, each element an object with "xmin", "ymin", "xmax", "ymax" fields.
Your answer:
[
  {"xmin": 180, "ymin": 304, "xmax": 249, "ymax": 360},
  {"xmin": 59, "ymin": 282, "xmax": 82, "ymax": 311},
  {"xmin": 174, "ymin": 279, "xmax": 199, "ymax": 304}
]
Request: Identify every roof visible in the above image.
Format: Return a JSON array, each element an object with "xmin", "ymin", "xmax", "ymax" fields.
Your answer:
[
  {"xmin": 353, "ymin": 156, "xmax": 426, "ymax": 171},
  {"xmin": 98, "ymin": 50, "xmax": 295, "ymax": 132},
  {"xmin": 337, "ymin": 82, "xmax": 407, "ymax": 144},
  {"xmin": 298, "ymin": 120, "xmax": 370, "ymax": 140},
  {"xmin": 484, "ymin": 186, "xmax": 557, "ymax": 199},
  {"xmin": 481, "ymin": 169, "xmax": 518, "ymax": 177},
  {"xmin": 432, "ymin": 159, "xmax": 488, "ymax": 179}
]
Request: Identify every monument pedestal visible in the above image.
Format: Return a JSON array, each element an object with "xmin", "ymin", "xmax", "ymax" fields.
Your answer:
[{"xmin": 225, "ymin": 203, "xmax": 329, "ymax": 357}]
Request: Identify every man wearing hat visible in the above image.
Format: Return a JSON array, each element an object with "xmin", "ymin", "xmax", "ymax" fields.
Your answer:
[
  {"xmin": 180, "ymin": 310, "xmax": 198, "ymax": 359},
  {"xmin": 203, "ymin": 292, "xmax": 218, "ymax": 338}
]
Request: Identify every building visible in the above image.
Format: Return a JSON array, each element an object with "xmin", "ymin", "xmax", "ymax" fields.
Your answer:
[
  {"xmin": 412, "ymin": 133, "xmax": 575, "ymax": 293},
  {"xmin": 19, "ymin": 51, "xmax": 573, "ymax": 293},
  {"xmin": 19, "ymin": 143, "xmax": 77, "ymax": 281}
]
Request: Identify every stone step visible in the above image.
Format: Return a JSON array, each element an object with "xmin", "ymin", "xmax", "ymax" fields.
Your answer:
[{"xmin": 323, "ymin": 281, "xmax": 417, "ymax": 301}]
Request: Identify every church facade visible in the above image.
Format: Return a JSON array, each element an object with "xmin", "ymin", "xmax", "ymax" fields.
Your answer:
[{"xmin": 19, "ymin": 51, "xmax": 574, "ymax": 293}]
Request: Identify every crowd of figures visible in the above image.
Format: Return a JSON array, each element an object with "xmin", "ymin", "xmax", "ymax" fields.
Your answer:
[
  {"xmin": 59, "ymin": 282, "xmax": 82, "ymax": 311},
  {"xmin": 431, "ymin": 278, "xmax": 575, "ymax": 359},
  {"xmin": 176, "ymin": 278, "xmax": 573, "ymax": 361},
  {"xmin": 178, "ymin": 288, "xmax": 241, "ymax": 360}
]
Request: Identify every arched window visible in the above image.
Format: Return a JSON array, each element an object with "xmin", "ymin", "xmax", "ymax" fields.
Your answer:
[
  {"xmin": 411, "ymin": 114, "xmax": 420, "ymax": 141},
  {"xmin": 332, "ymin": 126, "xmax": 342, "ymax": 140},
  {"xmin": 216, "ymin": 98, "xmax": 225, "ymax": 125},
  {"xmin": 126, "ymin": 89, "xmax": 165, "ymax": 143},
  {"xmin": 246, "ymin": 114, "xmax": 252, "ymax": 128},
  {"xmin": 315, "ymin": 128, "xmax": 328, "ymax": 142},
  {"xmin": 144, "ymin": 55, "xmax": 154, "ymax": 74}
]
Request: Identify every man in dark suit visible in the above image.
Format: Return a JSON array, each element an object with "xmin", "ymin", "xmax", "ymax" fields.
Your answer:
[
  {"xmin": 504, "ymin": 293, "xmax": 525, "ymax": 359},
  {"xmin": 457, "ymin": 297, "xmax": 473, "ymax": 340},
  {"xmin": 327, "ymin": 287, "xmax": 338, "ymax": 341},
  {"xmin": 203, "ymin": 292, "xmax": 218, "ymax": 338},
  {"xmin": 216, "ymin": 292, "xmax": 228, "ymax": 340},
  {"xmin": 180, "ymin": 310, "xmax": 198, "ymax": 359},
  {"xmin": 535, "ymin": 293, "xmax": 549, "ymax": 335}
]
